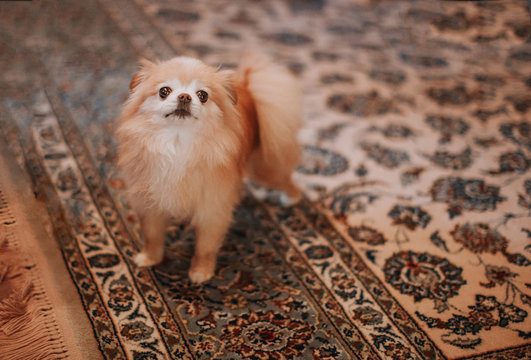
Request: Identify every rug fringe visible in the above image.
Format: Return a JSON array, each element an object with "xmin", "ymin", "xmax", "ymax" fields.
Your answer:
[
  {"xmin": 0, "ymin": 189, "xmax": 70, "ymax": 360},
  {"xmin": 0, "ymin": 268, "xmax": 69, "ymax": 360}
]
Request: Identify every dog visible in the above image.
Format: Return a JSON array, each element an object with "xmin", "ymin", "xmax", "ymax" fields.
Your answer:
[{"xmin": 116, "ymin": 54, "xmax": 302, "ymax": 283}]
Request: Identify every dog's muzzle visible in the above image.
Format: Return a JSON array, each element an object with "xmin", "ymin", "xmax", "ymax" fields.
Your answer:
[{"xmin": 165, "ymin": 93, "xmax": 193, "ymax": 118}]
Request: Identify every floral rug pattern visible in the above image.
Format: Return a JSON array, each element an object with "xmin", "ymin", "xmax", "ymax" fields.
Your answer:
[{"xmin": 0, "ymin": 0, "xmax": 530, "ymax": 359}]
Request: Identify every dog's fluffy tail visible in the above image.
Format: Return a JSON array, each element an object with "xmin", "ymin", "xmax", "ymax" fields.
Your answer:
[{"xmin": 238, "ymin": 53, "xmax": 302, "ymax": 184}]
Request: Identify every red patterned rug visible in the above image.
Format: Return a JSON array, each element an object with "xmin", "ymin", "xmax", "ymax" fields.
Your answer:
[{"xmin": 0, "ymin": 0, "xmax": 530, "ymax": 359}]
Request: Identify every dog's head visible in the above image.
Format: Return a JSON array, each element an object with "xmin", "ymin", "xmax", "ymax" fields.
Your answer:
[{"xmin": 124, "ymin": 57, "xmax": 237, "ymax": 126}]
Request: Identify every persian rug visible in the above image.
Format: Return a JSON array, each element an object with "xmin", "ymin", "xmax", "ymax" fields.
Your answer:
[{"xmin": 0, "ymin": 0, "xmax": 530, "ymax": 359}]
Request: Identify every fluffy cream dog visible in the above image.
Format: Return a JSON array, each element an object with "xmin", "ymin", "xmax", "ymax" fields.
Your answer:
[{"xmin": 117, "ymin": 54, "xmax": 301, "ymax": 283}]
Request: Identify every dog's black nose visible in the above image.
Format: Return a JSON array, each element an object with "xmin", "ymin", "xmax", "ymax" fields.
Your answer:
[{"xmin": 178, "ymin": 93, "xmax": 192, "ymax": 104}]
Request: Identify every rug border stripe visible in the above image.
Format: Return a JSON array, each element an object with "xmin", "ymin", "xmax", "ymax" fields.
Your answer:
[{"xmin": 0, "ymin": 103, "xmax": 128, "ymax": 360}]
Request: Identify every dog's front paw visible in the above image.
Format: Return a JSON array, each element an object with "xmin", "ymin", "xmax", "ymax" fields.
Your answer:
[
  {"xmin": 252, "ymin": 187, "xmax": 270, "ymax": 201},
  {"xmin": 188, "ymin": 269, "xmax": 213, "ymax": 284},
  {"xmin": 279, "ymin": 192, "xmax": 301, "ymax": 207},
  {"xmin": 134, "ymin": 252, "xmax": 162, "ymax": 267},
  {"xmin": 188, "ymin": 261, "xmax": 215, "ymax": 284}
]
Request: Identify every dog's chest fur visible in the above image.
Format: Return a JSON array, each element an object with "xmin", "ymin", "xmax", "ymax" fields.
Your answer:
[
  {"xmin": 132, "ymin": 125, "xmax": 204, "ymax": 213},
  {"xmin": 126, "ymin": 122, "xmax": 235, "ymax": 217}
]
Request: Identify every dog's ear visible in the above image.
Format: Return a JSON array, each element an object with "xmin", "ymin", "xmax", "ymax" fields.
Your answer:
[
  {"xmin": 217, "ymin": 69, "xmax": 238, "ymax": 105},
  {"xmin": 129, "ymin": 72, "xmax": 143, "ymax": 92},
  {"xmin": 129, "ymin": 58, "xmax": 156, "ymax": 92}
]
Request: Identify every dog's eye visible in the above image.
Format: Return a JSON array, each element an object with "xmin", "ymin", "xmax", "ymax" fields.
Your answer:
[
  {"xmin": 196, "ymin": 90, "xmax": 208, "ymax": 103},
  {"xmin": 159, "ymin": 87, "xmax": 172, "ymax": 99}
]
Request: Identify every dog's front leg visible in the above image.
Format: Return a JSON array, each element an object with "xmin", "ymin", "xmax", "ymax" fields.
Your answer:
[
  {"xmin": 188, "ymin": 211, "xmax": 232, "ymax": 283},
  {"xmin": 134, "ymin": 211, "xmax": 168, "ymax": 267}
]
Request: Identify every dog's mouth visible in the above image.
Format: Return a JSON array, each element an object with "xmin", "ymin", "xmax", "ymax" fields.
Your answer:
[{"xmin": 165, "ymin": 108, "xmax": 192, "ymax": 118}]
